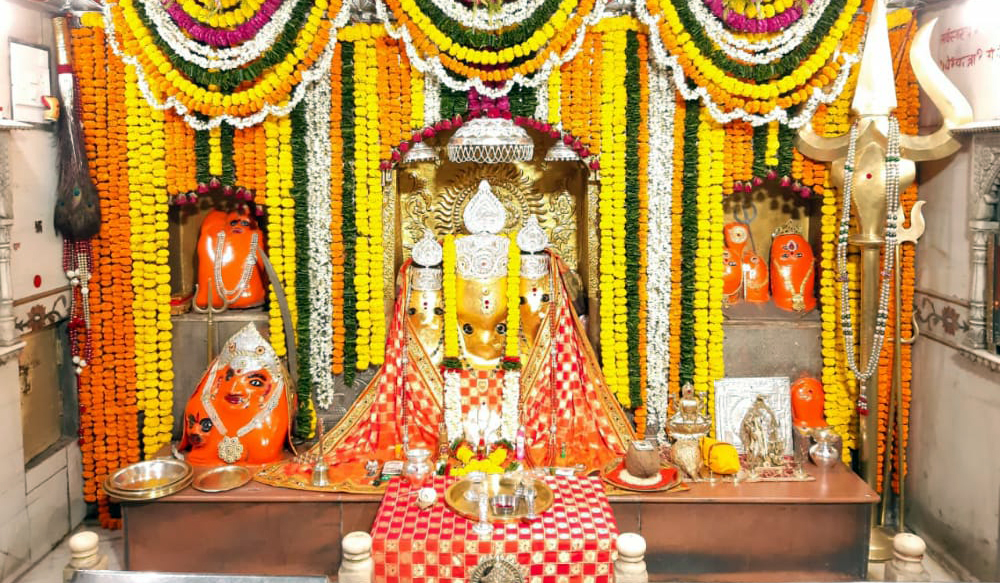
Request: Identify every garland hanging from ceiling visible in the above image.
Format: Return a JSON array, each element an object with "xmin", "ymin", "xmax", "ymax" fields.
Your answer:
[
  {"xmin": 376, "ymin": 0, "xmax": 608, "ymax": 97},
  {"xmin": 638, "ymin": 0, "xmax": 871, "ymax": 126},
  {"xmin": 103, "ymin": 0, "xmax": 352, "ymax": 129}
]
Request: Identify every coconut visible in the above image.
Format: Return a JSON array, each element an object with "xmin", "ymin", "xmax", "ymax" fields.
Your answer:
[{"xmin": 624, "ymin": 441, "xmax": 661, "ymax": 478}]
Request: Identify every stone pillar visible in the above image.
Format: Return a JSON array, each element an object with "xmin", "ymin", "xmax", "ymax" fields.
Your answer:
[
  {"xmin": 62, "ymin": 531, "xmax": 108, "ymax": 582},
  {"xmin": 0, "ymin": 130, "xmax": 17, "ymax": 346},
  {"xmin": 338, "ymin": 531, "xmax": 373, "ymax": 583},
  {"xmin": 614, "ymin": 532, "xmax": 648, "ymax": 583}
]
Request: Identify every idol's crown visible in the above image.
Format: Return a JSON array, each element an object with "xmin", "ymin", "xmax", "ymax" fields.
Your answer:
[{"xmin": 456, "ymin": 180, "xmax": 510, "ymax": 280}]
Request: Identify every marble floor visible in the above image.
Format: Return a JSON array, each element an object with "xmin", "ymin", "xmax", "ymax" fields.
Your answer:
[{"xmin": 16, "ymin": 522, "xmax": 962, "ymax": 582}]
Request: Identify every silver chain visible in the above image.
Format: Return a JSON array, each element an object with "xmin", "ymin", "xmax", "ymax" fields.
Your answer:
[
  {"xmin": 213, "ymin": 231, "xmax": 259, "ymax": 303},
  {"xmin": 837, "ymin": 117, "xmax": 901, "ymax": 382}
]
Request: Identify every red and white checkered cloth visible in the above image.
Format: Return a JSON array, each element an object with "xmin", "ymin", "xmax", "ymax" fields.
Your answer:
[{"xmin": 371, "ymin": 475, "xmax": 619, "ymax": 583}]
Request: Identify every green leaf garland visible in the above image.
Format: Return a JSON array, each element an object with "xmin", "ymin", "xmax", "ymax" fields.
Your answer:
[
  {"xmin": 624, "ymin": 31, "xmax": 642, "ymax": 409},
  {"xmin": 195, "ymin": 127, "xmax": 210, "ymax": 184},
  {"xmin": 290, "ymin": 100, "xmax": 314, "ymax": 437},
  {"xmin": 679, "ymin": 100, "xmax": 700, "ymax": 386},
  {"xmin": 340, "ymin": 42, "xmax": 359, "ymax": 387},
  {"xmin": 220, "ymin": 122, "xmax": 235, "ymax": 185}
]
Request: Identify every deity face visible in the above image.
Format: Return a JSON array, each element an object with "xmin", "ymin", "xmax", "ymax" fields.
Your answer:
[
  {"xmin": 456, "ymin": 275, "xmax": 507, "ymax": 368},
  {"xmin": 225, "ymin": 211, "xmax": 256, "ymax": 236},
  {"xmin": 791, "ymin": 376, "xmax": 827, "ymax": 428},
  {"xmin": 519, "ymin": 275, "xmax": 552, "ymax": 348},
  {"xmin": 211, "ymin": 365, "xmax": 275, "ymax": 412},
  {"xmin": 771, "ymin": 234, "xmax": 816, "ymax": 312},
  {"xmin": 407, "ymin": 287, "xmax": 444, "ymax": 363}
]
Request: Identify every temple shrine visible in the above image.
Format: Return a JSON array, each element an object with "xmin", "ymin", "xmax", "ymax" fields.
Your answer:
[{"xmin": 0, "ymin": 0, "xmax": 998, "ymax": 581}]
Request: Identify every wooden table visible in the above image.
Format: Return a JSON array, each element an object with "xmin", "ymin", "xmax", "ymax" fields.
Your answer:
[{"xmin": 121, "ymin": 463, "xmax": 876, "ymax": 581}]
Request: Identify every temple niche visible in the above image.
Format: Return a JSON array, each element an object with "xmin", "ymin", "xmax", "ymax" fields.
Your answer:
[{"xmin": 390, "ymin": 119, "xmax": 597, "ymax": 339}]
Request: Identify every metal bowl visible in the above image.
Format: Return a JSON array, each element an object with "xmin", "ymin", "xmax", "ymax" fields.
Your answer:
[
  {"xmin": 108, "ymin": 459, "xmax": 193, "ymax": 492},
  {"xmin": 490, "ymin": 495, "xmax": 516, "ymax": 516},
  {"xmin": 192, "ymin": 465, "xmax": 253, "ymax": 493},
  {"xmin": 103, "ymin": 473, "xmax": 193, "ymax": 501}
]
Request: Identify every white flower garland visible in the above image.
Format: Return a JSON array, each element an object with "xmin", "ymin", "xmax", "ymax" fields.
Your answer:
[
  {"xmin": 140, "ymin": 0, "xmax": 303, "ymax": 70},
  {"xmin": 501, "ymin": 370, "xmax": 520, "ymax": 442},
  {"xmin": 534, "ymin": 82, "xmax": 549, "ymax": 121},
  {"xmin": 686, "ymin": 0, "xmax": 836, "ymax": 64},
  {"xmin": 444, "ymin": 370, "xmax": 463, "ymax": 441},
  {"xmin": 424, "ymin": 74, "xmax": 441, "ymax": 125},
  {"xmin": 636, "ymin": 0, "xmax": 862, "ymax": 128},
  {"xmin": 644, "ymin": 65, "xmax": 674, "ymax": 443},
  {"xmin": 305, "ymin": 77, "xmax": 336, "ymax": 409},
  {"xmin": 424, "ymin": 0, "xmax": 550, "ymax": 31},
  {"xmin": 102, "ymin": 0, "xmax": 353, "ymax": 130},
  {"xmin": 376, "ymin": 0, "xmax": 607, "ymax": 98}
]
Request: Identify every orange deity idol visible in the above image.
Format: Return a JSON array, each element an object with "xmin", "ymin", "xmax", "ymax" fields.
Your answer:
[
  {"xmin": 771, "ymin": 221, "xmax": 816, "ymax": 313},
  {"xmin": 722, "ymin": 222, "xmax": 769, "ymax": 305},
  {"xmin": 195, "ymin": 209, "xmax": 267, "ymax": 309},
  {"xmin": 791, "ymin": 376, "xmax": 827, "ymax": 428},
  {"xmin": 181, "ymin": 324, "xmax": 294, "ymax": 465}
]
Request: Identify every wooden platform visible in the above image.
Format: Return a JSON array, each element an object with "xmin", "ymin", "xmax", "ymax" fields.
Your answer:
[{"xmin": 120, "ymin": 463, "xmax": 876, "ymax": 582}]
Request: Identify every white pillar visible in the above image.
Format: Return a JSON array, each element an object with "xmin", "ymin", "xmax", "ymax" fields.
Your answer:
[
  {"xmin": 338, "ymin": 531, "xmax": 374, "ymax": 583},
  {"xmin": 614, "ymin": 532, "xmax": 648, "ymax": 583},
  {"xmin": 884, "ymin": 533, "xmax": 931, "ymax": 582}
]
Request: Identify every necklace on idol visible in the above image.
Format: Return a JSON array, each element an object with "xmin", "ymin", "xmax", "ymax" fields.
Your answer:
[
  {"xmin": 213, "ymin": 231, "xmax": 259, "ymax": 304},
  {"xmin": 201, "ymin": 359, "xmax": 284, "ymax": 463},
  {"xmin": 836, "ymin": 116, "xmax": 900, "ymax": 411}
]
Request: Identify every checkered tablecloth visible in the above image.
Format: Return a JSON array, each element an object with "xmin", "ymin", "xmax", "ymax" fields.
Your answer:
[{"xmin": 371, "ymin": 475, "xmax": 619, "ymax": 583}]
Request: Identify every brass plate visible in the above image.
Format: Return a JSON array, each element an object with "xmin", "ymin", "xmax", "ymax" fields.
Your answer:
[
  {"xmin": 104, "ymin": 474, "xmax": 194, "ymax": 501},
  {"xmin": 444, "ymin": 477, "xmax": 554, "ymax": 523},
  {"xmin": 192, "ymin": 465, "xmax": 253, "ymax": 493},
  {"xmin": 108, "ymin": 459, "xmax": 193, "ymax": 492}
]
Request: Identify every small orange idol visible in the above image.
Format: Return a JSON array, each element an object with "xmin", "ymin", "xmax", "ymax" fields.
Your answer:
[
  {"xmin": 194, "ymin": 208, "xmax": 267, "ymax": 309},
  {"xmin": 181, "ymin": 324, "xmax": 295, "ymax": 466},
  {"xmin": 770, "ymin": 221, "xmax": 816, "ymax": 313}
]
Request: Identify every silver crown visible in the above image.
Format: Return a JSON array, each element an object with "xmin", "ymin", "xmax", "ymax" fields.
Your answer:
[
  {"xmin": 411, "ymin": 267, "xmax": 443, "ymax": 291},
  {"xmin": 220, "ymin": 323, "xmax": 283, "ymax": 388},
  {"xmin": 456, "ymin": 180, "xmax": 509, "ymax": 280},
  {"xmin": 412, "ymin": 229, "xmax": 443, "ymax": 267},
  {"xmin": 516, "ymin": 215, "xmax": 548, "ymax": 253},
  {"xmin": 517, "ymin": 216, "xmax": 549, "ymax": 279}
]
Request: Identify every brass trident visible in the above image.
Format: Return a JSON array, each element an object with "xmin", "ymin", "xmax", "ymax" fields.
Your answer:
[{"xmin": 795, "ymin": 0, "xmax": 972, "ymax": 560}]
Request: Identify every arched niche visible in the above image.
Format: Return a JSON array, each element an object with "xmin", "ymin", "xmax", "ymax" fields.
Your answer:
[{"xmin": 379, "ymin": 116, "xmax": 602, "ymax": 344}]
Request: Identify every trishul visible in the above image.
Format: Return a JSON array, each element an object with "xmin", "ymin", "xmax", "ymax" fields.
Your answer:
[
  {"xmin": 796, "ymin": 0, "xmax": 972, "ymax": 243},
  {"xmin": 794, "ymin": 0, "xmax": 972, "ymax": 556}
]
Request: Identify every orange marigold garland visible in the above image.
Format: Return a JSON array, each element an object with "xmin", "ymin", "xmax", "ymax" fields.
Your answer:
[{"xmin": 330, "ymin": 43, "xmax": 347, "ymax": 375}]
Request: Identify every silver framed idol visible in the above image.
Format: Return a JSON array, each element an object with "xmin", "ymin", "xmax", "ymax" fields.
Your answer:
[{"xmin": 714, "ymin": 377, "xmax": 792, "ymax": 455}]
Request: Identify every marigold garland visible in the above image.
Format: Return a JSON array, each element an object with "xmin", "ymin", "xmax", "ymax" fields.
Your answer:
[
  {"xmin": 597, "ymin": 19, "xmax": 630, "ymax": 406},
  {"xmin": 330, "ymin": 43, "xmax": 347, "ymax": 375},
  {"xmin": 104, "ymin": 0, "xmax": 350, "ymax": 128},
  {"xmin": 73, "ymin": 22, "xmax": 138, "ymax": 530},
  {"xmin": 125, "ymin": 62, "xmax": 173, "ymax": 458},
  {"xmin": 505, "ymin": 233, "xmax": 521, "ymax": 367}
]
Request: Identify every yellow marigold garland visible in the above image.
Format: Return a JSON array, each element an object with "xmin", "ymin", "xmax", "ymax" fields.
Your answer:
[
  {"xmin": 547, "ymin": 68, "xmax": 562, "ymax": 126},
  {"xmin": 264, "ymin": 117, "xmax": 287, "ymax": 355},
  {"xmin": 443, "ymin": 234, "xmax": 459, "ymax": 359},
  {"xmin": 125, "ymin": 63, "xmax": 173, "ymax": 457},
  {"xmin": 506, "ymin": 233, "xmax": 521, "ymax": 362},
  {"xmin": 597, "ymin": 19, "xmax": 630, "ymax": 405}
]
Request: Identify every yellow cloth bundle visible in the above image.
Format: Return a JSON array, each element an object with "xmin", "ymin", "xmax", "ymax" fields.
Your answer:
[{"xmin": 699, "ymin": 437, "xmax": 741, "ymax": 475}]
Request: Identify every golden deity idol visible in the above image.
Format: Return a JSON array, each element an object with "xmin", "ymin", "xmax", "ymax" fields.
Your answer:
[{"xmin": 257, "ymin": 181, "xmax": 633, "ymax": 490}]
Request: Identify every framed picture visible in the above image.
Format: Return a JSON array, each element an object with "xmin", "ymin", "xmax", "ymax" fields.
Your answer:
[
  {"xmin": 714, "ymin": 376, "xmax": 792, "ymax": 455},
  {"xmin": 9, "ymin": 40, "xmax": 51, "ymax": 124}
]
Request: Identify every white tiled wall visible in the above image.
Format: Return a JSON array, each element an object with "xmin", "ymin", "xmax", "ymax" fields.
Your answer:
[{"xmin": 0, "ymin": 370, "xmax": 86, "ymax": 583}]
